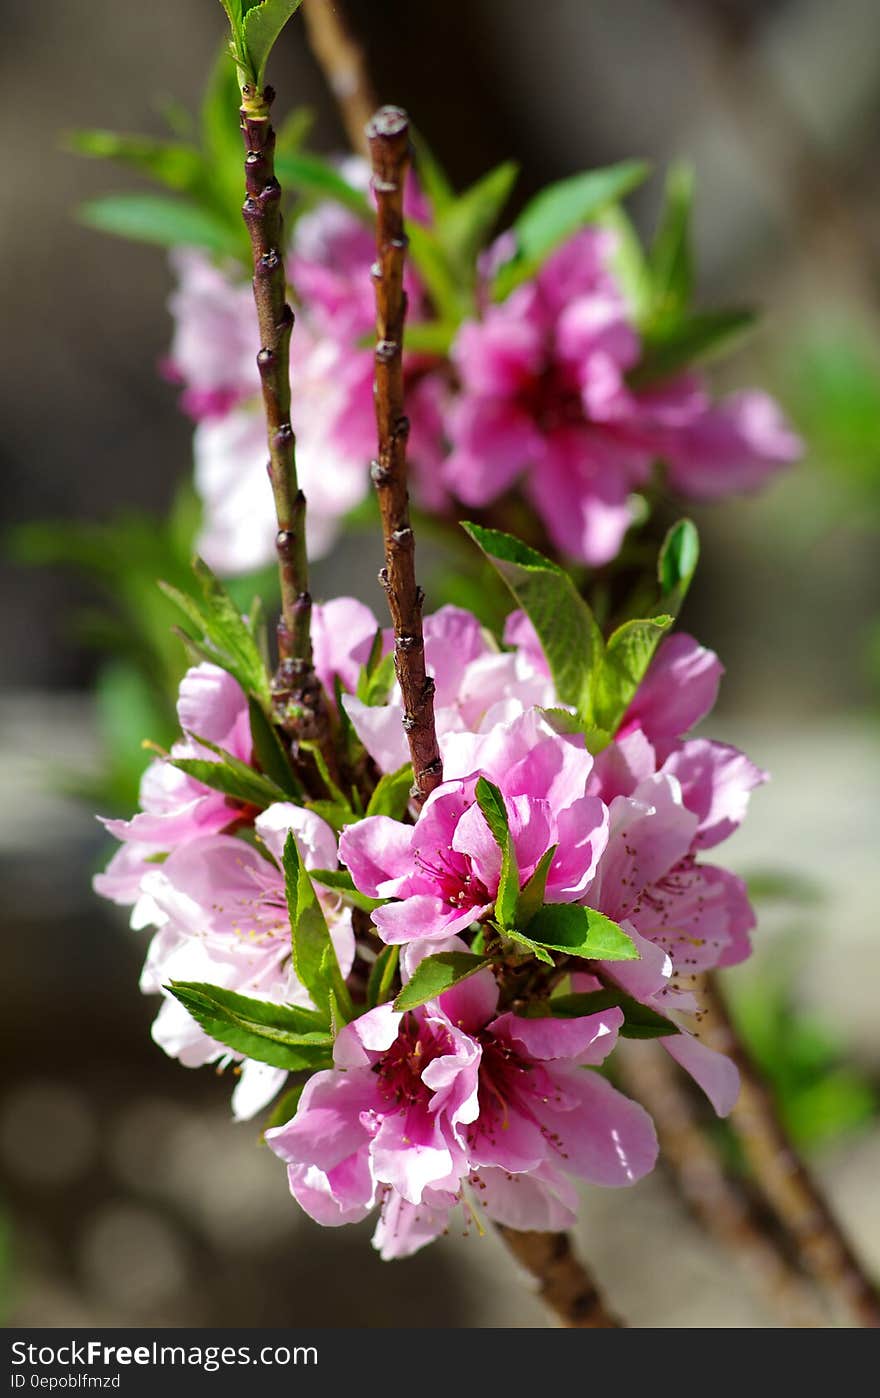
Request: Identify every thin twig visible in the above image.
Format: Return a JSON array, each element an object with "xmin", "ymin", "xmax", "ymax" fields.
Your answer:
[
  {"xmin": 302, "ymin": 0, "xmax": 377, "ymax": 157},
  {"xmin": 239, "ymin": 82, "xmax": 330, "ymax": 749},
  {"xmin": 616, "ymin": 1039, "xmax": 827, "ymax": 1328},
  {"xmin": 703, "ymin": 973, "xmax": 880, "ymax": 1327},
  {"xmin": 366, "ymin": 106, "xmax": 442, "ymax": 809},
  {"xmin": 495, "ymin": 1226, "xmax": 622, "ymax": 1328}
]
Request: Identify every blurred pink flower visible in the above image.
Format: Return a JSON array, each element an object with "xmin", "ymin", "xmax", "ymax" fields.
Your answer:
[{"xmin": 446, "ymin": 229, "xmax": 801, "ymax": 564}]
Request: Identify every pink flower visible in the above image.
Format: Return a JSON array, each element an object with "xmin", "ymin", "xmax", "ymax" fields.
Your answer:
[
  {"xmin": 137, "ymin": 803, "xmax": 354, "ymax": 1119},
  {"xmin": 343, "ymin": 605, "xmax": 554, "ymax": 774},
  {"xmin": 340, "ymin": 709, "xmax": 608, "ymax": 944},
  {"xmin": 446, "ymin": 228, "xmax": 801, "ymax": 565},
  {"xmin": 266, "ymin": 951, "xmax": 656, "ymax": 1257},
  {"xmin": 94, "ymin": 663, "xmax": 253, "ymax": 919}
]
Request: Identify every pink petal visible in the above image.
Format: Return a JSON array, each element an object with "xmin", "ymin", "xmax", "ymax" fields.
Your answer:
[{"xmin": 663, "ymin": 1032, "xmax": 740, "ymax": 1116}]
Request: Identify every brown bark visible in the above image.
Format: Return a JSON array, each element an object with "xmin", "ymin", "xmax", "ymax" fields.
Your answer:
[
  {"xmin": 495, "ymin": 1226, "xmax": 622, "ymax": 1328},
  {"xmin": 366, "ymin": 106, "xmax": 442, "ymax": 809},
  {"xmin": 302, "ymin": 0, "xmax": 377, "ymax": 157},
  {"xmin": 617, "ymin": 1039, "xmax": 827, "ymax": 1327},
  {"xmin": 703, "ymin": 974, "xmax": 880, "ymax": 1327},
  {"xmin": 239, "ymin": 83, "xmax": 330, "ymax": 749}
]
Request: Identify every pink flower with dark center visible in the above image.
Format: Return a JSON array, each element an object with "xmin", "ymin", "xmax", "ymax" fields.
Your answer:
[
  {"xmin": 266, "ymin": 951, "xmax": 656, "ymax": 1257},
  {"xmin": 446, "ymin": 228, "xmax": 801, "ymax": 566},
  {"xmin": 340, "ymin": 710, "xmax": 608, "ymax": 945}
]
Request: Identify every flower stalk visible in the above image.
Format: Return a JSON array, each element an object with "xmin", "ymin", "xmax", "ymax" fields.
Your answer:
[
  {"xmin": 704, "ymin": 974, "xmax": 880, "ymax": 1327},
  {"xmin": 302, "ymin": 0, "xmax": 377, "ymax": 157},
  {"xmin": 495, "ymin": 1227, "xmax": 622, "ymax": 1328},
  {"xmin": 367, "ymin": 105, "xmax": 442, "ymax": 809}
]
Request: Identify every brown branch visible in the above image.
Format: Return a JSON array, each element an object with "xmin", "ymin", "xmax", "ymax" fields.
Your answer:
[
  {"xmin": 239, "ymin": 82, "xmax": 330, "ymax": 750},
  {"xmin": 703, "ymin": 973, "xmax": 880, "ymax": 1327},
  {"xmin": 495, "ymin": 1226, "xmax": 622, "ymax": 1328},
  {"xmin": 302, "ymin": 0, "xmax": 377, "ymax": 157},
  {"xmin": 616, "ymin": 1039, "xmax": 827, "ymax": 1328},
  {"xmin": 366, "ymin": 106, "xmax": 442, "ymax": 810}
]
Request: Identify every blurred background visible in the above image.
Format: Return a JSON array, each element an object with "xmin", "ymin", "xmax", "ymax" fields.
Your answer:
[{"xmin": 2, "ymin": 0, "xmax": 879, "ymax": 1327}]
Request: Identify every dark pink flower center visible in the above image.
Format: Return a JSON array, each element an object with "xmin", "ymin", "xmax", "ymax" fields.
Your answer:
[
  {"xmin": 373, "ymin": 1015, "xmax": 454, "ymax": 1126},
  {"xmin": 469, "ymin": 1033, "xmax": 569, "ymax": 1159},
  {"xmin": 415, "ymin": 844, "xmax": 492, "ymax": 912},
  {"xmin": 517, "ymin": 353, "xmax": 583, "ymax": 432}
]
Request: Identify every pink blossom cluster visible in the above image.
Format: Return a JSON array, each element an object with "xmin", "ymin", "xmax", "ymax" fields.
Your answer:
[
  {"xmin": 164, "ymin": 179, "xmax": 799, "ymax": 575},
  {"xmin": 96, "ymin": 596, "xmax": 763, "ymax": 1257}
]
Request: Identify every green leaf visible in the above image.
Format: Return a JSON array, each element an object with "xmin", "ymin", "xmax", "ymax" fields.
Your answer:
[
  {"xmin": 247, "ymin": 696, "xmax": 300, "ymax": 796},
  {"xmin": 78, "ymin": 194, "xmax": 242, "ymax": 257},
  {"xmin": 503, "ymin": 928, "xmax": 555, "ymax": 965},
  {"xmin": 366, "ymin": 764, "xmax": 413, "ymax": 819},
  {"xmin": 524, "ymin": 904, "xmax": 639, "ymax": 961},
  {"xmin": 275, "ymin": 151, "xmax": 371, "ymax": 219},
  {"xmin": 160, "ymin": 558, "xmax": 271, "ymax": 706},
  {"xmin": 547, "ymin": 988, "xmax": 679, "ymax": 1038},
  {"xmin": 438, "ymin": 161, "xmax": 519, "ymax": 275},
  {"xmin": 283, "ymin": 832, "xmax": 352, "ymax": 1022},
  {"xmin": 66, "ymin": 130, "xmax": 205, "ymax": 192},
  {"xmin": 403, "ymin": 321, "xmax": 457, "ymax": 356},
  {"xmin": 201, "ymin": 40, "xmax": 251, "ymax": 218},
  {"xmin": 406, "ymin": 220, "xmax": 468, "ymax": 324},
  {"xmin": 170, "ymin": 752, "xmax": 287, "ymax": 809},
  {"xmin": 394, "ymin": 952, "xmax": 493, "ymax": 1013},
  {"xmin": 167, "ymin": 981, "xmax": 332, "ymax": 1071},
  {"xmin": 597, "ymin": 205, "xmax": 651, "ymax": 320},
  {"xmin": 630, "ymin": 308, "xmax": 756, "ymax": 387},
  {"xmin": 463, "ymin": 523, "xmax": 603, "ymax": 717},
  {"xmin": 475, "ymin": 776, "xmax": 519, "ymax": 929},
  {"xmin": 367, "ymin": 945, "xmax": 400, "ymax": 1010},
  {"xmin": 648, "ymin": 162, "xmax": 694, "ymax": 320},
  {"xmin": 657, "ymin": 518, "xmax": 699, "ymax": 618},
  {"xmin": 411, "ymin": 130, "xmax": 455, "ymax": 216},
  {"xmin": 242, "ymin": 0, "xmax": 305, "ymax": 88},
  {"xmin": 515, "ymin": 845, "xmax": 557, "ymax": 929},
  {"xmin": 309, "ymin": 867, "xmax": 387, "ymax": 914},
  {"xmin": 355, "ymin": 650, "xmax": 396, "ymax": 707},
  {"xmin": 304, "ymin": 800, "xmax": 354, "ymax": 833},
  {"xmin": 492, "ymin": 161, "xmax": 650, "ymax": 300},
  {"xmin": 592, "ymin": 615, "xmax": 672, "ymax": 734}
]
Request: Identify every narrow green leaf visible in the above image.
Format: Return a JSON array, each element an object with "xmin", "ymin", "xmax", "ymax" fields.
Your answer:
[
  {"xmin": 504, "ymin": 929, "xmax": 555, "ymax": 965},
  {"xmin": 243, "ymin": 0, "xmax": 306, "ymax": 88},
  {"xmin": 275, "ymin": 151, "xmax": 371, "ymax": 219},
  {"xmin": 492, "ymin": 161, "xmax": 650, "ymax": 300},
  {"xmin": 404, "ymin": 322, "xmax": 457, "ymax": 356},
  {"xmin": 367, "ymin": 945, "xmax": 400, "ymax": 1010},
  {"xmin": 283, "ymin": 831, "xmax": 336, "ymax": 1021},
  {"xmin": 247, "ymin": 696, "xmax": 301, "ymax": 796},
  {"xmin": 304, "ymin": 800, "xmax": 354, "ymax": 833},
  {"xmin": 170, "ymin": 754, "xmax": 286, "ymax": 809},
  {"xmin": 78, "ymin": 194, "xmax": 242, "ymax": 257},
  {"xmin": 438, "ymin": 160, "xmax": 519, "ymax": 273},
  {"xmin": 475, "ymin": 776, "xmax": 519, "ymax": 928},
  {"xmin": 66, "ymin": 130, "xmax": 204, "ymax": 192},
  {"xmin": 515, "ymin": 845, "xmax": 557, "ymax": 928},
  {"xmin": 367, "ymin": 765, "xmax": 413, "ymax": 819},
  {"xmin": 406, "ymin": 220, "xmax": 468, "ymax": 324},
  {"xmin": 630, "ymin": 308, "xmax": 757, "ymax": 386},
  {"xmin": 321, "ymin": 944, "xmax": 354, "ymax": 1024},
  {"xmin": 160, "ymin": 559, "xmax": 271, "ymax": 705},
  {"xmin": 394, "ymin": 952, "xmax": 493, "ymax": 1013},
  {"xmin": 657, "ymin": 518, "xmax": 699, "ymax": 618},
  {"xmin": 309, "ymin": 867, "xmax": 387, "ymax": 914},
  {"xmin": 463, "ymin": 523, "xmax": 603, "ymax": 717},
  {"xmin": 524, "ymin": 904, "xmax": 639, "ymax": 961},
  {"xmin": 592, "ymin": 615, "xmax": 673, "ymax": 734},
  {"xmin": 411, "ymin": 129, "xmax": 456, "ymax": 216},
  {"xmin": 167, "ymin": 980, "xmax": 332, "ymax": 1071},
  {"xmin": 549, "ymin": 988, "xmax": 679, "ymax": 1038},
  {"xmin": 648, "ymin": 162, "xmax": 694, "ymax": 320}
]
